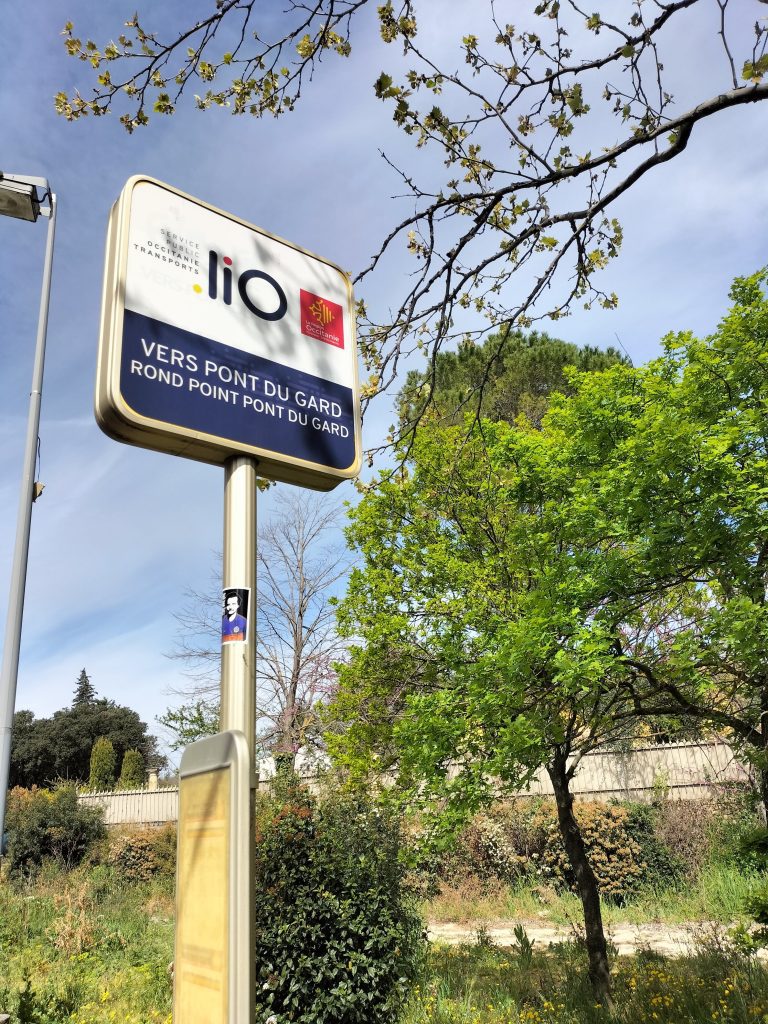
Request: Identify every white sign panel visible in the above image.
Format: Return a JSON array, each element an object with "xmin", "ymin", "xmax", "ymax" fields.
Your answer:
[{"xmin": 96, "ymin": 176, "xmax": 361, "ymax": 489}]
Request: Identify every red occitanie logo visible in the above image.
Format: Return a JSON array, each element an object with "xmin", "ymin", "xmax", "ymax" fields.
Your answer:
[{"xmin": 300, "ymin": 289, "xmax": 344, "ymax": 349}]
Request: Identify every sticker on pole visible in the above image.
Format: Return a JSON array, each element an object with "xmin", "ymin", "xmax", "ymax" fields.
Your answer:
[
  {"xmin": 221, "ymin": 588, "xmax": 250, "ymax": 645},
  {"xmin": 96, "ymin": 176, "xmax": 362, "ymax": 490}
]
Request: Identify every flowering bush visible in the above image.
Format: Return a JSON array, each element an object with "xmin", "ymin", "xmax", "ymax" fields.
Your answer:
[{"xmin": 106, "ymin": 823, "xmax": 176, "ymax": 881}]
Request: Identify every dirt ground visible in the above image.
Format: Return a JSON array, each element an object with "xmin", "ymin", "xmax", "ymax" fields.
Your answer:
[{"xmin": 426, "ymin": 920, "xmax": 742, "ymax": 957}]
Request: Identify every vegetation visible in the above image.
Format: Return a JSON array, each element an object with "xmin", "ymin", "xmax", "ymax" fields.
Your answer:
[
  {"xmin": 88, "ymin": 738, "xmax": 117, "ymax": 792},
  {"xmin": 10, "ymin": 670, "xmax": 162, "ymax": 788},
  {"xmin": 253, "ymin": 780, "xmax": 425, "ymax": 1023},
  {"xmin": 0, "ymin": 865, "xmax": 174, "ymax": 1024},
  {"xmin": 435, "ymin": 800, "xmax": 685, "ymax": 905},
  {"xmin": 56, "ymin": 3, "xmax": 768, "ymax": 422},
  {"xmin": 105, "ymin": 824, "xmax": 177, "ymax": 883},
  {"xmin": 117, "ymin": 748, "xmax": 146, "ymax": 790},
  {"xmin": 402, "ymin": 939, "xmax": 768, "ymax": 1024},
  {"xmin": 1, "ymin": 788, "xmax": 767, "ymax": 1022},
  {"xmin": 3, "ymin": 785, "xmax": 105, "ymax": 876},
  {"xmin": 398, "ymin": 330, "xmax": 628, "ymax": 433},
  {"xmin": 330, "ymin": 268, "xmax": 768, "ymax": 1003}
]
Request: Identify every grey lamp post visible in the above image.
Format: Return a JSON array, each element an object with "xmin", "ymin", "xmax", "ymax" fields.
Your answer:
[{"xmin": 0, "ymin": 173, "xmax": 57, "ymax": 848}]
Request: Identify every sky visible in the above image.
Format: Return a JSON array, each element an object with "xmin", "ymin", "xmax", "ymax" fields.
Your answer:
[{"xmin": 0, "ymin": 1, "xmax": 766, "ymax": 767}]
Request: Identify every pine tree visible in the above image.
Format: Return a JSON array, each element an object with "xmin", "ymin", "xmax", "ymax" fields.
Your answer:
[
  {"xmin": 117, "ymin": 748, "xmax": 145, "ymax": 789},
  {"xmin": 72, "ymin": 669, "xmax": 96, "ymax": 708},
  {"xmin": 89, "ymin": 736, "xmax": 116, "ymax": 791}
]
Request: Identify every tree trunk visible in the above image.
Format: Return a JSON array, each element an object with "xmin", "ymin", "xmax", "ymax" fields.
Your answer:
[
  {"xmin": 547, "ymin": 752, "xmax": 613, "ymax": 1009},
  {"xmin": 760, "ymin": 686, "xmax": 768, "ymax": 825}
]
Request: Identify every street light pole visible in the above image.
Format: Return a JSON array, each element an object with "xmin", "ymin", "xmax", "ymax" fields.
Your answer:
[{"xmin": 0, "ymin": 174, "xmax": 57, "ymax": 845}]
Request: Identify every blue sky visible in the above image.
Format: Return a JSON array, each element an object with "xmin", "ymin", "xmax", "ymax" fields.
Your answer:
[{"xmin": 1, "ymin": 1, "xmax": 766, "ymax": 764}]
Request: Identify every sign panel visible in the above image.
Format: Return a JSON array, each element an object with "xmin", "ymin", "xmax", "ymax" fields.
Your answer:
[
  {"xmin": 175, "ymin": 731, "xmax": 251, "ymax": 1024},
  {"xmin": 96, "ymin": 176, "xmax": 361, "ymax": 489},
  {"xmin": 175, "ymin": 768, "xmax": 230, "ymax": 1023}
]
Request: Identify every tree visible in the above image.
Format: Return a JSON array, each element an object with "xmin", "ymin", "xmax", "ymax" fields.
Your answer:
[
  {"xmin": 56, "ymin": 2, "xmax": 768, "ymax": 432},
  {"xmin": 72, "ymin": 668, "xmax": 96, "ymax": 708},
  {"xmin": 160, "ymin": 491, "xmax": 350, "ymax": 763},
  {"xmin": 9, "ymin": 671, "xmax": 163, "ymax": 787},
  {"xmin": 398, "ymin": 327, "xmax": 628, "ymax": 432},
  {"xmin": 330, "ymin": 271, "xmax": 768, "ymax": 999},
  {"xmin": 330, "ymin": 416, "xmax": 652, "ymax": 1004},
  {"xmin": 532, "ymin": 267, "xmax": 768, "ymax": 817},
  {"xmin": 7, "ymin": 711, "xmax": 57, "ymax": 790},
  {"xmin": 117, "ymin": 748, "xmax": 146, "ymax": 789},
  {"xmin": 89, "ymin": 736, "xmax": 117, "ymax": 791}
]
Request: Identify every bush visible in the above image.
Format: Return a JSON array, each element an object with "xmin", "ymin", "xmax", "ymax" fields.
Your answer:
[
  {"xmin": 622, "ymin": 803, "xmax": 687, "ymax": 890},
  {"xmin": 438, "ymin": 798, "xmax": 688, "ymax": 903},
  {"xmin": 653, "ymin": 798, "xmax": 720, "ymax": 879},
  {"xmin": 89, "ymin": 736, "xmax": 116, "ymax": 791},
  {"xmin": 117, "ymin": 748, "xmax": 146, "ymax": 789},
  {"xmin": 253, "ymin": 782, "xmax": 425, "ymax": 1024},
  {"xmin": 4, "ymin": 785, "xmax": 105, "ymax": 874},
  {"xmin": 438, "ymin": 802, "xmax": 544, "ymax": 888},
  {"xmin": 531, "ymin": 801, "xmax": 649, "ymax": 902},
  {"xmin": 106, "ymin": 824, "xmax": 177, "ymax": 881}
]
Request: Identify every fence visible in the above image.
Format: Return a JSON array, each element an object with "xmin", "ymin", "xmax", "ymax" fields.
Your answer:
[
  {"xmin": 77, "ymin": 739, "xmax": 752, "ymax": 826},
  {"xmin": 525, "ymin": 739, "xmax": 750, "ymax": 802},
  {"xmin": 78, "ymin": 786, "xmax": 179, "ymax": 825}
]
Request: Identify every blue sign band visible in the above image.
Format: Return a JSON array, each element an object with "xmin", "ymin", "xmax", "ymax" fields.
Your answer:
[{"xmin": 120, "ymin": 309, "xmax": 356, "ymax": 470}]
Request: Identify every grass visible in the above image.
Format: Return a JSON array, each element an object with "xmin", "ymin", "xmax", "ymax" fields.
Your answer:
[
  {"xmin": 0, "ymin": 864, "xmax": 174, "ymax": 1024},
  {"xmin": 424, "ymin": 862, "xmax": 762, "ymax": 928},
  {"xmin": 1, "ymin": 856, "xmax": 766, "ymax": 1023},
  {"xmin": 403, "ymin": 939, "xmax": 768, "ymax": 1023}
]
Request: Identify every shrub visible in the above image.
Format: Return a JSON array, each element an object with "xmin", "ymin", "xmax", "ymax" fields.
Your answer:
[
  {"xmin": 653, "ymin": 798, "xmax": 720, "ymax": 879},
  {"xmin": 117, "ymin": 748, "xmax": 146, "ymax": 789},
  {"xmin": 89, "ymin": 736, "xmax": 116, "ymax": 791},
  {"xmin": 438, "ymin": 802, "xmax": 545, "ymax": 888},
  {"xmin": 440, "ymin": 798, "xmax": 688, "ymax": 903},
  {"xmin": 531, "ymin": 801, "xmax": 649, "ymax": 902},
  {"xmin": 622, "ymin": 803, "xmax": 687, "ymax": 890},
  {"xmin": 107, "ymin": 824, "xmax": 177, "ymax": 881},
  {"xmin": 4, "ymin": 785, "xmax": 105, "ymax": 874},
  {"xmin": 253, "ymin": 782, "xmax": 425, "ymax": 1024}
]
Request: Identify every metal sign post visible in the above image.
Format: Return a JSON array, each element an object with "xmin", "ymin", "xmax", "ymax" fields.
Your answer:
[
  {"xmin": 96, "ymin": 175, "xmax": 362, "ymax": 1023},
  {"xmin": 220, "ymin": 454, "xmax": 258, "ymax": 1024}
]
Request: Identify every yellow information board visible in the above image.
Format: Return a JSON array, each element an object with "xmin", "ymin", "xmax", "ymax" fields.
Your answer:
[
  {"xmin": 173, "ymin": 731, "xmax": 252, "ymax": 1024},
  {"xmin": 175, "ymin": 767, "xmax": 230, "ymax": 1023}
]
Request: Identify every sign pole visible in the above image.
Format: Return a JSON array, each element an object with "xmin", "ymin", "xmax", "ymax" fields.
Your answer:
[{"xmin": 221, "ymin": 454, "xmax": 257, "ymax": 1022}]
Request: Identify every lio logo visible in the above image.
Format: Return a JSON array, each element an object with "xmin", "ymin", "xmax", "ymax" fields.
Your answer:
[{"xmin": 207, "ymin": 250, "xmax": 287, "ymax": 322}]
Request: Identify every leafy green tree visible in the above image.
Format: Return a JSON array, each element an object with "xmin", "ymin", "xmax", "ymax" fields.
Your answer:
[
  {"xmin": 330, "ymin": 415, "xmax": 649, "ymax": 1004},
  {"xmin": 398, "ymin": 329, "xmax": 628, "ymax": 434},
  {"xmin": 157, "ymin": 699, "xmax": 219, "ymax": 751},
  {"xmin": 56, "ymin": 3, "xmax": 768, "ymax": 419},
  {"xmin": 117, "ymin": 748, "xmax": 146, "ymax": 789},
  {"xmin": 330, "ymin": 268, "xmax": 768, "ymax": 1001},
  {"xmin": 8, "ymin": 710, "xmax": 57, "ymax": 789},
  {"xmin": 89, "ymin": 736, "xmax": 117, "ymax": 791},
  {"xmin": 72, "ymin": 668, "xmax": 96, "ymax": 708},
  {"xmin": 10, "ymin": 672, "xmax": 163, "ymax": 787},
  {"xmin": 534, "ymin": 267, "xmax": 768, "ymax": 817}
]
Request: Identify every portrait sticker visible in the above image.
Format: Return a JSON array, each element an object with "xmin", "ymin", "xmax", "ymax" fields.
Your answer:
[{"xmin": 221, "ymin": 588, "xmax": 250, "ymax": 644}]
